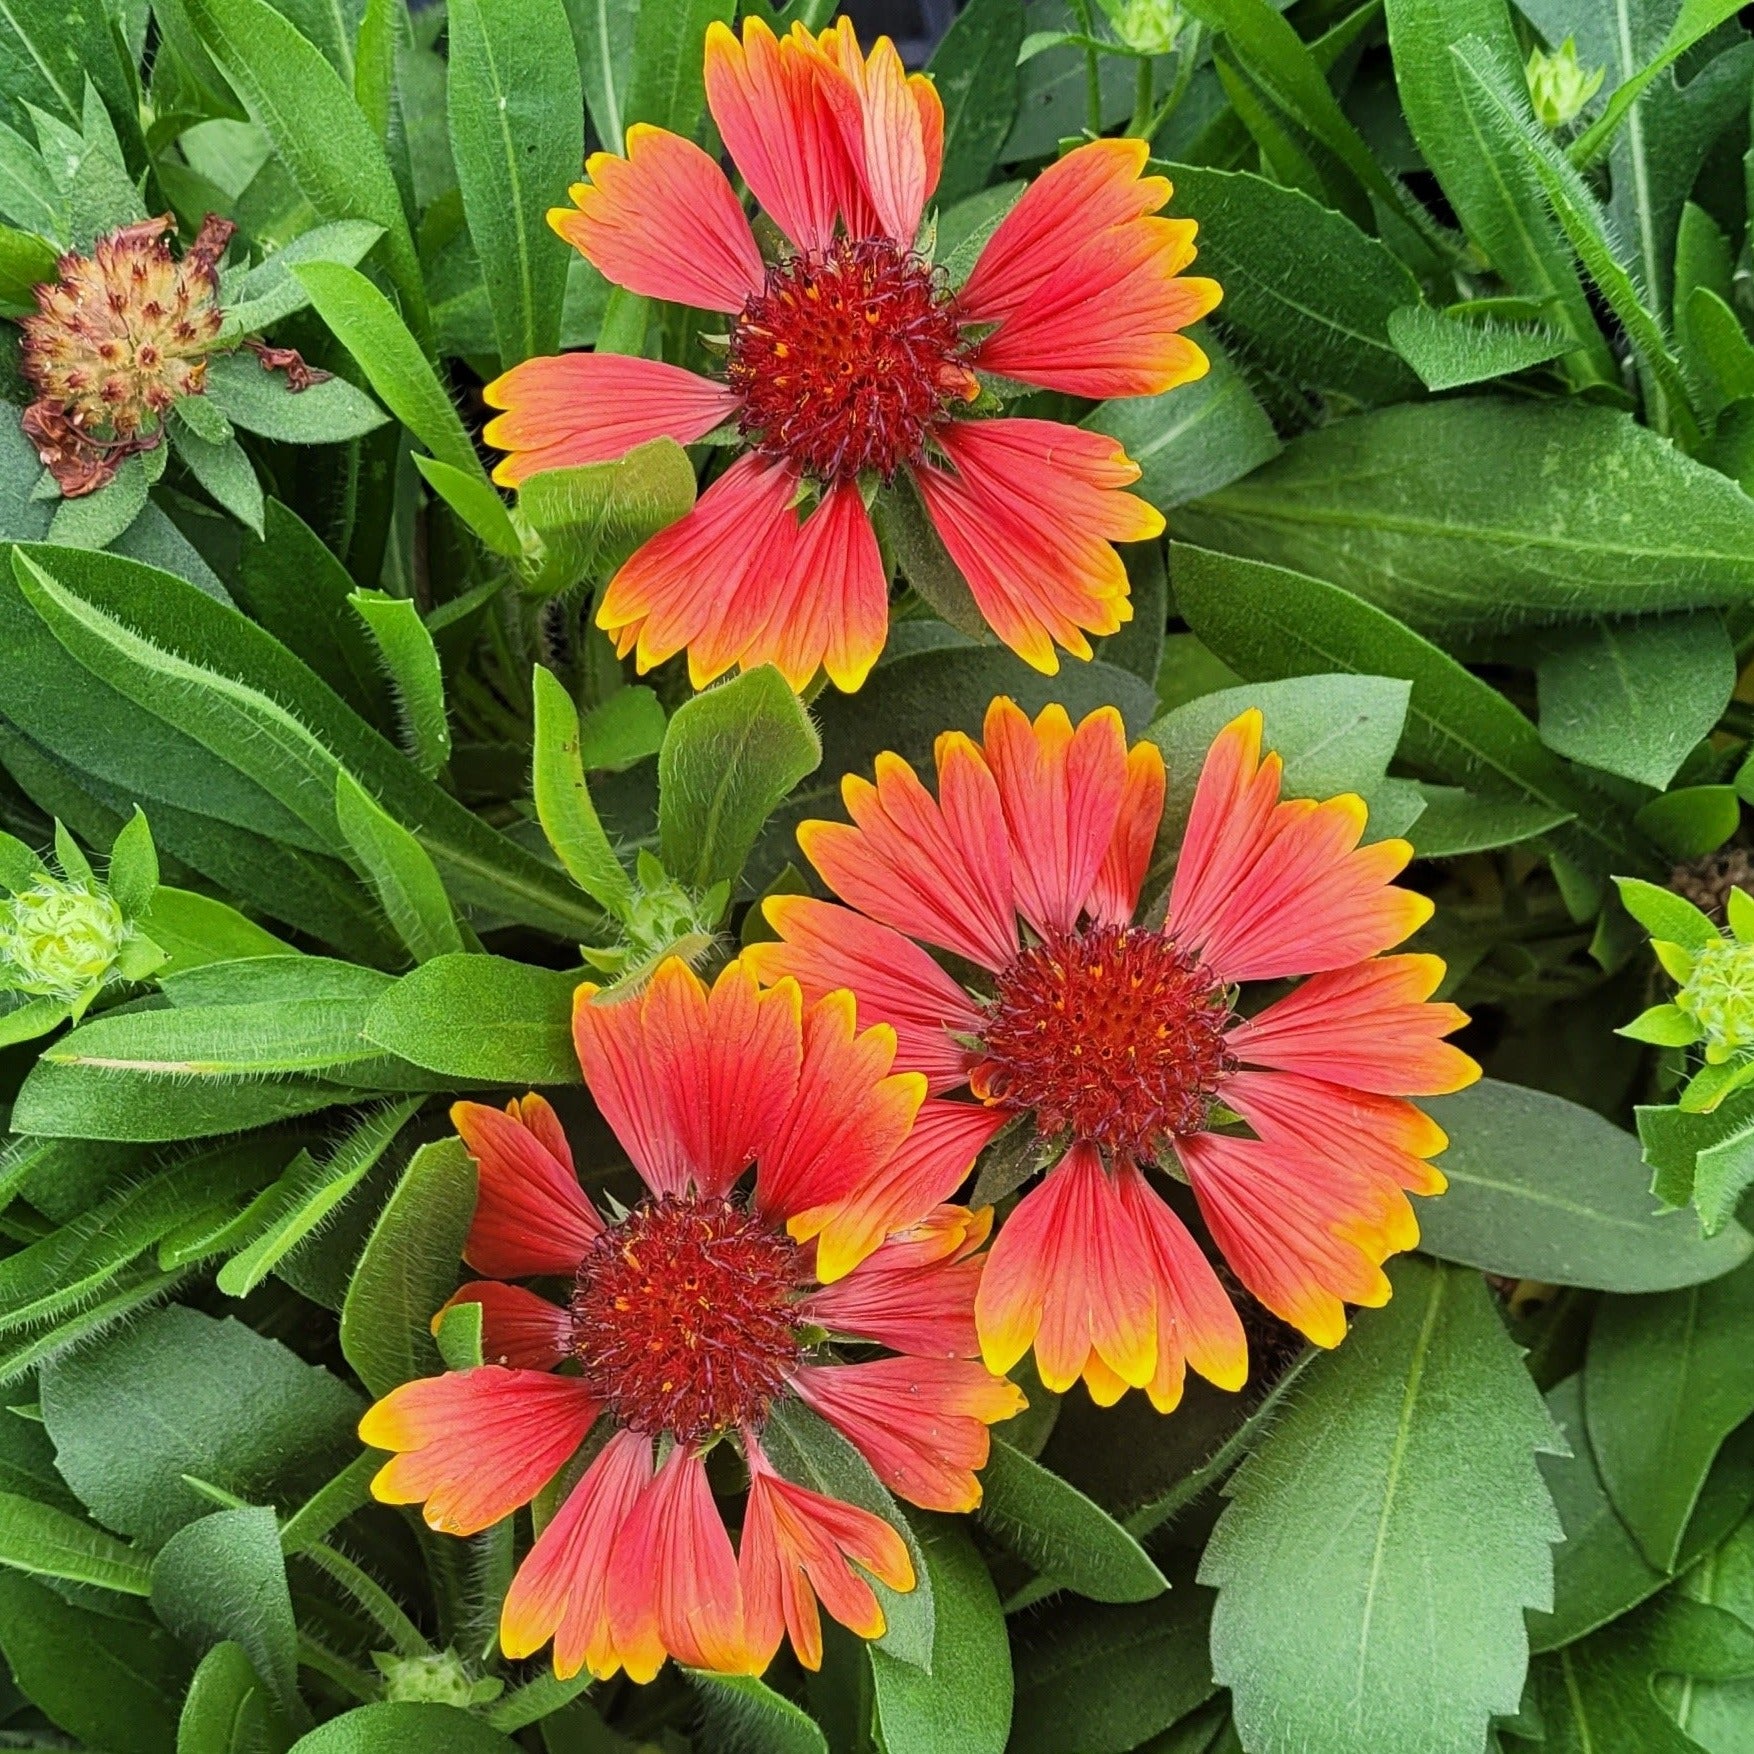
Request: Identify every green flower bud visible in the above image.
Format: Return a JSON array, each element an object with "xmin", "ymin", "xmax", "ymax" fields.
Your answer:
[
  {"xmin": 371, "ymin": 1649, "xmax": 493, "ymax": 1709},
  {"xmin": 1116, "ymin": 0, "xmax": 1183, "ymax": 57},
  {"xmin": 1676, "ymin": 935, "xmax": 1754, "ymax": 1064},
  {"xmin": 1525, "ymin": 36, "xmax": 1606, "ymax": 131},
  {"xmin": 0, "ymin": 876, "xmax": 127, "ymax": 1002}
]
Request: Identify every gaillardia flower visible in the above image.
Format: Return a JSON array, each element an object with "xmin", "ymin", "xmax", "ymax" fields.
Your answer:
[
  {"xmin": 745, "ymin": 703, "xmax": 1478, "ymax": 1407},
  {"xmin": 19, "ymin": 214, "xmax": 233, "ymax": 496},
  {"xmin": 359, "ymin": 957, "xmax": 1021, "ymax": 1682},
  {"xmin": 484, "ymin": 17, "xmax": 1218, "ymax": 688}
]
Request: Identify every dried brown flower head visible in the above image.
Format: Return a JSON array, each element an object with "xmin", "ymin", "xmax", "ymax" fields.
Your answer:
[{"xmin": 19, "ymin": 213, "xmax": 234, "ymax": 496}]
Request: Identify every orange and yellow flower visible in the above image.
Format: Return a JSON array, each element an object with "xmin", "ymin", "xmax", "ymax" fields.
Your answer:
[
  {"xmin": 483, "ymin": 17, "xmax": 1219, "ymax": 687},
  {"xmin": 358, "ymin": 956, "xmax": 1020, "ymax": 1682},
  {"xmin": 745, "ymin": 703, "xmax": 1478, "ymax": 1408}
]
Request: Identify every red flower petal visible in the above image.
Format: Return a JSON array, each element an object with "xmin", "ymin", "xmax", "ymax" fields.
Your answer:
[
  {"xmin": 980, "ymin": 696, "xmax": 1131, "ymax": 937},
  {"xmin": 482, "ymin": 353, "xmax": 738, "ymax": 487},
  {"xmin": 1226, "ymin": 955, "xmax": 1478, "ymax": 1096},
  {"xmin": 607, "ymin": 1445, "xmax": 755, "ymax": 1678},
  {"xmin": 791, "ymin": 1357, "xmax": 1024, "ymax": 1512},
  {"xmin": 435, "ymin": 1281, "xmax": 573, "ymax": 1371},
  {"xmin": 550, "ymin": 124, "xmax": 764, "ymax": 313},
  {"xmin": 913, "ymin": 419, "xmax": 1161, "ymax": 674},
  {"xmin": 704, "ymin": 18, "xmax": 845, "ymax": 253},
  {"xmin": 797, "ymin": 737, "xmax": 1018, "ymax": 970},
  {"xmin": 598, "ymin": 453, "xmax": 803, "ymax": 686},
  {"xmin": 744, "ymin": 894, "xmax": 986, "ymax": 1092},
  {"xmin": 499, "ymin": 1428, "xmax": 652, "ymax": 1679},
  {"xmin": 756, "ymin": 990, "xmax": 924, "ymax": 1261},
  {"xmin": 360, "ymin": 1368, "xmax": 601, "ymax": 1536},
  {"xmin": 452, "ymin": 1096, "xmax": 602, "ymax": 1279},
  {"xmin": 973, "ymin": 1142, "xmax": 1157, "ymax": 1399}
]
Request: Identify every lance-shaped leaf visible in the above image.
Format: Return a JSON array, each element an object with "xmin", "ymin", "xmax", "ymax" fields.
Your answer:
[{"xmin": 531, "ymin": 665, "xmax": 635, "ymax": 919}]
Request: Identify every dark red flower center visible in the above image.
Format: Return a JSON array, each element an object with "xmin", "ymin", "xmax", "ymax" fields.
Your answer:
[
  {"xmin": 974, "ymin": 925, "xmax": 1234, "ymax": 1161},
  {"xmin": 726, "ymin": 237, "xmax": 973, "ymax": 484},
  {"xmin": 569, "ymin": 1192, "xmax": 808, "ymax": 1444}
]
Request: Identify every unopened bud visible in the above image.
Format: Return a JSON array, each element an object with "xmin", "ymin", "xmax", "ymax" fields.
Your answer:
[{"xmin": 1525, "ymin": 37, "xmax": 1605, "ymax": 131}]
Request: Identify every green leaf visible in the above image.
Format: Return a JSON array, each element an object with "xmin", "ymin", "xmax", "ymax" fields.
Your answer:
[
  {"xmin": 334, "ymin": 772, "xmax": 462, "ymax": 962},
  {"xmin": 977, "ymin": 1437, "xmax": 1166, "ymax": 1603},
  {"xmin": 1585, "ymin": 1257, "xmax": 1754, "ymax": 1569},
  {"xmin": 49, "ymin": 452, "xmax": 150, "ymax": 550},
  {"xmin": 1174, "ymin": 0, "xmax": 1412, "ymax": 224},
  {"xmin": 184, "ymin": 0, "xmax": 429, "ymax": 340},
  {"xmin": 625, "ymin": 0, "xmax": 734, "ymax": 141},
  {"xmin": 1151, "ymin": 164, "xmax": 1423, "ymax": 405},
  {"xmin": 876, "ymin": 469, "xmax": 993, "ymax": 645},
  {"xmin": 515, "ymin": 439, "xmax": 698, "ymax": 600},
  {"xmin": 762, "ymin": 1399, "xmax": 933, "ymax": 1670},
  {"xmin": 4, "ymin": 542, "xmax": 597, "ymax": 937},
  {"xmin": 685, "ymin": 1672, "xmax": 829, "ymax": 1754},
  {"xmin": 412, "ymin": 453, "xmax": 526, "ymax": 559},
  {"xmin": 219, "ymin": 218, "xmax": 386, "ymax": 337},
  {"xmin": 578, "ymin": 684, "xmax": 665, "ymax": 770},
  {"xmin": 1638, "ymin": 785, "xmax": 1742, "ymax": 860},
  {"xmin": 136, "ymin": 887, "xmax": 292, "ymax": 977},
  {"xmin": 1450, "ymin": 38, "xmax": 1701, "ymax": 444},
  {"xmin": 659, "ymin": 665, "xmax": 821, "ymax": 892},
  {"xmin": 1616, "ymin": 876, "xmax": 1719, "ymax": 948},
  {"xmin": 927, "ymin": 0, "xmax": 1022, "ymax": 203},
  {"xmin": 296, "ymin": 264, "xmax": 516, "ymax": 549},
  {"xmin": 340, "ymin": 1138, "xmax": 476, "ymax": 1398},
  {"xmin": 871, "ymin": 1517, "xmax": 1012, "ymax": 1754},
  {"xmin": 1569, "ymin": 0, "xmax": 1745, "ymax": 169},
  {"xmin": 1082, "ymin": 327, "xmax": 1280, "ymax": 514},
  {"xmin": 205, "ymin": 350, "xmax": 389, "ymax": 444},
  {"xmin": 532, "ymin": 665, "xmax": 635, "ymax": 918},
  {"xmin": 1177, "ymin": 401, "xmax": 1754, "ymax": 641},
  {"xmin": 170, "ymin": 418, "xmax": 265, "ymax": 538},
  {"xmin": 346, "ymin": 591, "xmax": 452, "ymax": 779},
  {"xmin": 0, "ymin": 1570, "xmax": 188, "ymax": 1754},
  {"xmin": 177, "ymin": 1641, "xmax": 279, "ymax": 1754},
  {"xmin": 568, "ymin": 0, "xmax": 637, "ymax": 149},
  {"xmin": 1008, "ymin": 1576, "xmax": 1217, "ymax": 1754},
  {"xmin": 0, "ymin": 1487, "xmax": 153, "ymax": 1593},
  {"xmin": 108, "ymin": 804, "xmax": 159, "ymax": 917},
  {"xmin": 364, "ymin": 954, "xmax": 584, "ymax": 1084},
  {"xmin": 1147, "ymin": 673, "xmax": 1410, "ymax": 840},
  {"xmin": 1170, "ymin": 543, "xmax": 1654, "ymax": 880},
  {"xmin": 13, "ymin": 959, "xmax": 440, "ymax": 1141},
  {"xmin": 1639, "ymin": 1095, "xmax": 1754, "ymax": 1236},
  {"xmin": 1382, "ymin": 0, "xmax": 1612, "ymax": 386},
  {"xmin": 151, "ymin": 1507, "xmax": 301, "ymax": 1724},
  {"xmin": 446, "ymin": 0, "xmax": 581, "ymax": 366},
  {"xmin": 1419, "ymin": 1079, "xmax": 1752, "ymax": 1291},
  {"xmin": 1526, "ymin": 1591, "xmax": 1754, "ymax": 1753},
  {"xmin": 1387, "ymin": 304, "xmax": 1570, "ymax": 390},
  {"xmin": 40, "ymin": 1305, "xmax": 361, "ymax": 1545},
  {"xmin": 288, "ymin": 1703, "xmax": 522, "ymax": 1754},
  {"xmin": 232, "ymin": 501, "xmax": 388, "ymax": 726},
  {"xmin": 1201, "ymin": 1258, "xmax": 1563, "ymax": 1754},
  {"xmin": 1530, "ymin": 1374, "xmax": 1754, "ymax": 1652},
  {"xmin": 215, "ymin": 1098, "xmax": 422, "ymax": 1297},
  {"xmin": 1537, "ymin": 612, "xmax": 1735, "ymax": 789},
  {"xmin": 0, "ymin": 1140, "xmax": 282, "ymax": 1332}
]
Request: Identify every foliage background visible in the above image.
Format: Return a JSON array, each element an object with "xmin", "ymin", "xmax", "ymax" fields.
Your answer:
[{"xmin": 3, "ymin": 0, "xmax": 1754, "ymax": 1749}]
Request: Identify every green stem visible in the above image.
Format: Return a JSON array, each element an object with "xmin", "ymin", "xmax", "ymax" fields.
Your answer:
[
  {"xmin": 300, "ymin": 1541, "xmax": 431, "ymax": 1659},
  {"xmin": 1003, "ymin": 1349, "xmax": 1315, "ymax": 1616},
  {"xmin": 298, "ymin": 1633, "xmax": 380, "ymax": 1703},
  {"xmin": 1719, "ymin": 699, "xmax": 1754, "ymax": 739},
  {"xmin": 1130, "ymin": 54, "xmax": 1154, "ymax": 139},
  {"xmin": 1068, "ymin": 0, "xmax": 1104, "ymax": 134},
  {"xmin": 1147, "ymin": 22, "xmax": 1203, "ymax": 138}
]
